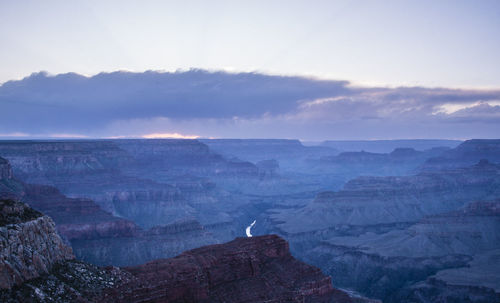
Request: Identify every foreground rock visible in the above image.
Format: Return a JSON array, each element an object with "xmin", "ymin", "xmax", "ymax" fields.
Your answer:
[
  {"xmin": 0, "ymin": 260, "xmax": 132, "ymax": 303},
  {"xmin": 0, "ymin": 199, "xmax": 73, "ymax": 289},
  {"xmin": 105, "ymin": 235, "xmax": 375, "ymax": 303}
]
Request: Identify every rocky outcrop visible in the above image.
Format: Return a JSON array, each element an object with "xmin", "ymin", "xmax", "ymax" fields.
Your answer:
[
  {"xmin": 104, "ymin": 235, "xmax": 372, "ymax": 303},
  {"xmin": 0, "ymin": 199, "xmax": 74, "ymax": 289},
  {"xmin": 0, "ymin": 259, "xmax": 132, "ymax": 302},
  {"xmin": 0, "ymin": 198, "xmax": 42, "ymax": 226}
]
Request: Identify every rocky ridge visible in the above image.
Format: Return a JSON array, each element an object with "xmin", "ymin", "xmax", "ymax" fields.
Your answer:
[{"xmin": 104, "ymin": 235, "xmax": 376, "ymax": 303}]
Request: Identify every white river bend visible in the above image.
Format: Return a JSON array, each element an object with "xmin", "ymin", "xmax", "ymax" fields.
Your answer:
[{"xmin": 245, "ymin": 220, "xmax": 256, "ymax": 237}]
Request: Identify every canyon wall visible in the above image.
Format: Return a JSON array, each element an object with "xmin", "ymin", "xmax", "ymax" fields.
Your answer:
[{"xmin": 0, "ymin": 199, "xmax": 74, "ymax": 289}]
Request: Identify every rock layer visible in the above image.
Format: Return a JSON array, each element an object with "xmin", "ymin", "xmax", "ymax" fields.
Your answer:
[{"xmin": 0, "ymin": 199, "xmax": 74, "ymax": 289}]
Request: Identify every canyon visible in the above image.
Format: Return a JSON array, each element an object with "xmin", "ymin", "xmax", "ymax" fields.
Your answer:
[
  {"xmin": 0, "ymin": 199, "xmax": 374, "ymax": 302},
  {"xmin": 0, "ymin": 138, "xmax": 499, "ymax": 302}
]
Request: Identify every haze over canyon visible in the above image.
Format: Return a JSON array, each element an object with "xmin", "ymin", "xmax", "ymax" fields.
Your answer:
[{"xmin": 1, "ymin": 1, "xmax": 500, "ymax": 301}]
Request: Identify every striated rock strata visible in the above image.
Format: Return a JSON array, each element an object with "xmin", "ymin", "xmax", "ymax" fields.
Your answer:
[{"xmin": 0, "ymin": 199, "xmax": 74, "ymax": 289}]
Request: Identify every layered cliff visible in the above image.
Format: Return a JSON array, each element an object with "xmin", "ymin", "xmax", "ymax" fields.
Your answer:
[
  {"xmin": 0, "ymin": 140, "xmax": 132, "ymax": 186},
  {"xmin": 115, "ymin": 139, "xmax": 261, "ymax": 179},
  {"xmin": 0, "ymin": 199, "xmax": 74, "ymax": 289}
]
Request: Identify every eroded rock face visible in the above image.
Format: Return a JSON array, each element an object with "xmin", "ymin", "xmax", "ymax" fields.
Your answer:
[
  {"xmin": 0, "ymin": 200, "xmax": 74, "ymax": 289},
  {"xmin": 103, "ymin": 235, "xmax": 368, "ymax": 303}
]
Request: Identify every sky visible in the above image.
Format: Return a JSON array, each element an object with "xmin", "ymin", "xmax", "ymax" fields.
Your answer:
[{"xmin": 0, "ymin": 0, "xmax": 499, "ymax": 140}]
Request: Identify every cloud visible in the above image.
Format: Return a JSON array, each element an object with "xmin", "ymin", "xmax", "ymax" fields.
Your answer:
[{"xmin": 0, "ymin": 69, "xmax": 499, "ymax": 140}]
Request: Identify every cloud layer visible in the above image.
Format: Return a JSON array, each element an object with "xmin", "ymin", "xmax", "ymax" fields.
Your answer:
[{"xmin": 1, "ymin": 70, "xmax": 499, "ymax": 140}]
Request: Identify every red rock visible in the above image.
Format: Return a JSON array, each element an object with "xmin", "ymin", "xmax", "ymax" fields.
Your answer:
[{"xmin": 102, "ymin": 235, "xmax": 362, "ymax": 302}]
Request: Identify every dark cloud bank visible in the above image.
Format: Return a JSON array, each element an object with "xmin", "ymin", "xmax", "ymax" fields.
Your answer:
[{"xmin": 1, "ymin": 70, "xmax": 499, "ymax": 140}]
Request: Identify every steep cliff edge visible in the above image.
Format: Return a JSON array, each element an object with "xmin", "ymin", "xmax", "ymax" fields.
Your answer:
[
  {"xmin": 104, "ymin": 235, "xmax": 376, "ymax": 303},
  {"xmin": 0, "ymin": 199, "xmax": 74, "ymax": 289}
]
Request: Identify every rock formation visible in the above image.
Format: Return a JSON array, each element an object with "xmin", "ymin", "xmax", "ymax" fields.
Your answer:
[
  {"xmin": 2, "ymin": 138, "xmax": 499, "ymax": 302},
  {"xmin": 103, "ymin": 235, "xmax": 375, "ymax": 303},
  {"xmin": 0, "ymin": 199, "xmax": 74, "ymax": 289},
  {"xmin": 0, "ymin": 200, "xmax": 376, "ymax": 302}
]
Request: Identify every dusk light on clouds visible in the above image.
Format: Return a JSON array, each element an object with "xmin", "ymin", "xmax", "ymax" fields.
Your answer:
[{"xmin": 0, "ymin": 0, "xmax": 499, "ymax": 140}]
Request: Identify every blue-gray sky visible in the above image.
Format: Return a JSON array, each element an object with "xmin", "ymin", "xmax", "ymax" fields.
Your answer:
[{"xmin": 0, "ymin": 1, "xmax": 499, "ymax": 140}]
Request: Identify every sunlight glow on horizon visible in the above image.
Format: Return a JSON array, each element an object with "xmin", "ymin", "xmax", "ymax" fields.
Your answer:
[{"xmin": 141, "ymin": 133, "xmax": 200, "ymax": 139}]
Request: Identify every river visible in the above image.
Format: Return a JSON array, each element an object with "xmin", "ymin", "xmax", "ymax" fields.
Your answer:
[{"xmin": 245, "ymin": 220, "xmax": 256, "ymax": 237}]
